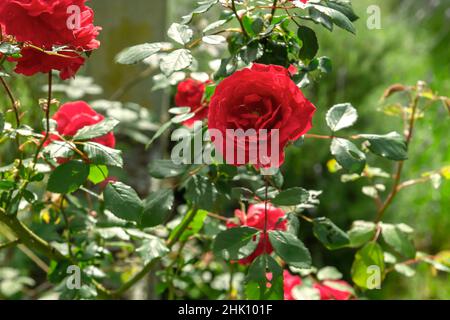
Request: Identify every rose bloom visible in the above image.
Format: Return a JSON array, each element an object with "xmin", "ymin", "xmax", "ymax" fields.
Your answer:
[
  {"xmin": 282, "ymin": 272, "xmax": 353, "ymax": 300},
  {"xmin": 226, "ymin": 203, "xmax": 287, "ymax": 264},
  {"xmin": 283, "ymin": 270, "xmax": 302, "ymax": 300},
  {"xmin": 175, "ymin": 78, "xmax": 209, "ymax": 127},
  {"xmin": 208, "ymin": 64, "xmax": 315, "ymax": 168},
  {"xmin": 10, "ymin": 47, "xmax": 85, "ymax": 80},
  {"xmin": 313, "ymin": 280, "xmax": 353, "ymax": 300},
  {"xmin": 0, "ymin": 0, "xmax": 100, "ymax": 51},
  {"xmin": 44, "ymin": 101, "xmax": 115, "ymax": 149}
]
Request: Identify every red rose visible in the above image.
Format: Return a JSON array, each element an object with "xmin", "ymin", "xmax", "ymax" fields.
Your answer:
[
  {"xmin": 45, "ymin": 101, "xmax": 115, "ymax": 149},
  {"xmin": 283, "ymin": 270, "xmax": 302, "ymax": 300},
  {"xmin": 208, "ymin": 63, "xmax": 315, "ymax": 168},
  {"xmin": 175, "ymin": 78, "xmax": 209, "ymax": 127},
  {"xmin": 226, "ymin": 203, "xmax": 287, "ymax": 264},
  {"xmin": 0, "ymin": 0, "xmax": 100, "ymax": 51},
  {"xmin": 313, "ymin": 280, "xmax": 353, "ymax": 300},
  {"xmin": 10, "ymin": 47, "xmax": 85, "ymax": 80}
]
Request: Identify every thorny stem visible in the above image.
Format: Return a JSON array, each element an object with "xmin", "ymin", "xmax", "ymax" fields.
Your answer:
[
  {"xmin": 231, "ymin": 0, "xmax": 249, "ymax": 38},
  {"xmin": 60, "ymin": 195, "xmax": 74, "ymax": 259},
  {"xmin": 0, "ymin": 76, "xmax": 20, "ymax": 127},
  {"xmin": 269, "ymin": 0, "xmax": 279, "ymax": 24},
  {"xmin": 32, "ymin": 72, "xmax": 53, "ymax": 168},
  {"xmin": 0, "ymin": 239, "xmax": 20, "ymax": 250},
  {"xmin": 374, "ymin": 95, "xmax": 420, "ymax": 224}
]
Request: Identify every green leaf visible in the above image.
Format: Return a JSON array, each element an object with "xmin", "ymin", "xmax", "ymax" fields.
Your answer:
[
  {"xmin": 171, "ymin": 209, "xmax": 208, "ymax": 242},
  {"xmin": 351, "ymin": 242, "xmax": 385, "ymax": 289},
  {"xmin": 326, "ymin": 0, "xmax": 359, "ymax": 22},
  {"xmin": 83, "ymin": 142, "xmax": 123, "ymax": 168},
  {"xmin": 202, "ymin": 35, "xmax": 226, "ymax": 45},
  {"xmin": 326, "ymin": 103, "xmax": 358, "ymax": 132},
  {"xmin": 394, "ymin": 263, "xmax": 416, "ymax": 277},
  {"xmin": 168, "ymin": 23, "xmax": 194, "ymax": 45},
  {"xmin": 148, "ymin": 159, "xmax": 188, "ymax": 179},
  {"xmin": 213, "ymin": 227, "xmax": 260, "ymax": 260},
  {"xmin": 74, "ymin": 118, "xmax": 119, "ymax": 141},
  {"xmin": 268, "ymin": 231, "xmax": 311, "ymax": 269},
  {"xmin": 136, "ymin": 235, "xmax": 169, "ymax": 264},
  {"xmin": 313, "ymin": 217, "xmax": 350, "ymax": 250},
  {"xmin": 312, "ymin": 4, "xmax": 356, "ymax": 34},
  {"xmin": 171, "ymin": 112, "xmax": 195, "ymax": 124},
  {"xmin": 184, "ymin": 175, "xmax": 228, "ymax": 212},
  {"xmin": 146, "ymin": 121, "xmax": 173, "ymax": 149},
  {"xmin": 359, "ymin": 132, "xmax": 408, "ymax": 161},
  {"xmin": 272, "ymin": 187, "xmax": 309, "ymax": 206},
  {"xmin": 160, "ymin": 49, "xmax": 193, "ymax": 76},
  {"xmin": 381, "ymin": 224, "xmax": 416, "ymax": 259},
  {"xmin": 347, "ymin": 220, "xmax": 377, "ymax": 248},
  {"xmin": 168, "ymin": 107, "xmax": 191, "ymax": 115},
  {"xmin": 0, "ymin": 43, "xmax": 21, "ymax": 56},
  {"xmin": 331, "ymin": 138, "xmax": 366, "ymax": 174},
  {"xmin": 309, "ymin": 7, "xmax": 334, "ymax": 31},
  {"xmin": 104, "ymin": 182, "xmax": 143, "ymax": 223},
  {"xmin": 47, "ymin": 160, "xmax": 90, "ymax": 194},
  {"xmin": 297, "ymin": 26, "xmax": 319, "ymax": 60},
  {"xmin": 88, "ymin": 165, "xmax": 108, "ymax": 185},
  {"xmin": 203, "ymin": 19, "xmax": 228, "ymax": 34},
  {"xmin": 245, "ymin": 255, "xmax": 283, "ymax": 300},
  {"xmin": 43, "ymin": 141, "xmax": 75, "ymax": 159},
  {"xmin": 140, "ymin": 189, "xmax": 174, "ymax": 228},
  {"xmin": 240, "ymin": 41, "xmax": 264, "ymax": 64},
  {"xmin": 181, "ymin": 0, "xmax": 219, "ymax": 24},
  {"xmin": 115, "ymin": 42, "xmax": 169, "ymax": 65},
  {"xmin": 317, "ymin": 266, "xmax": 343, "ymax": 281},
  {"xmin": 317, "ymin": 56, "xmax": 332, "ymax": 73}
]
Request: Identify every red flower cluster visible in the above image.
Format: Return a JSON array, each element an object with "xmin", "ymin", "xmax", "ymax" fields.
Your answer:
[
  {"xmin": 226, "ymin": 203, "xmax": 287, "ymax": 264},
  {"xmin": 175, "ymin": 78, "xmax": 210, "ymax": 127},
  {"xmin": 44, "ymin": 101, "xmax": 115, "ymax": 149},
  {"xmin": 0, "ymin": 0, "xmax": 100, "ymax": 79},
  {"xmin": 208, "ymin": 64, "xmax": 316, "ymax": 168},
  {"xmin": 283, "ymin": 271, "xmax": 353, "ymax": 300}
]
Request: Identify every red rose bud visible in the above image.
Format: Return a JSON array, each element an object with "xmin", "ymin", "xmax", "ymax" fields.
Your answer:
[
  {"xmin": 175, "ymin": 78, "xmax": 210, "ymax": 127},
  {"xmin": 208, "ymin": 63, "xmax": 316, "ymax": 168},
  {"xmin": 226, "ymin": 203, "xmax": 287, "ymax": 264},
  {"xmin": 44, "ymin": 101, "xmax": 115, "ymax": 153}
]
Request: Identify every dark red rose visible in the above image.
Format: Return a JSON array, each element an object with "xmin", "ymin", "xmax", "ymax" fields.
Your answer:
[
  {"xmin": 208, "ymin": 63, "xmax": 316, "ymax": 168},
  {"xmin": 45, "ymin": 101, "xmax": 115, "ymax": 149},
  {"xmin": 0, "ymin": 0, "xmax": 100, "ymax": 51},
  {"xmin": 175, "ymin": 78, "xmax": 209, "ymax": 127},
  {"xmin": 313, "ymin": 280, "xmax": 353, "ymax": 300},
  {"xmin": 10, "ymin": 47, "xmax": 85, "ymax": 80},
  {"xmin": 226, "ymin": 203, "xmax": 287, "ymax": 264}
]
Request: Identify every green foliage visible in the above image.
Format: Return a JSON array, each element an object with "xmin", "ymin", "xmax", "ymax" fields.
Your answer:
[
  {"xmin": 351, "ymin": 242, "xmax": 385, "ymax": 289},
  {"xmin": 330, "ymin": 138, "xmax": 366, "ymax": 174},
  {"xmin": 47, "ymin": 161, "xmax": 90, "ymax": 194},
  {"xmin": 104, "ymin": 182, "xmax": 143, "ymax": 223},
  {"xmin": 268, "ymin": 231, "xmax": 311, "ymax": 269},
  {"xmin": 213, "ymin": 227, "xmax": 260, "ymax": 261},
  {"xmin": 312, "ymin": 217, "xmax": 350, "ymax": 250}
]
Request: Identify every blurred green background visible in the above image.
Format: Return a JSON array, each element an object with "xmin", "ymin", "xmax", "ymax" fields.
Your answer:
[{"xmin": 0, "ymin": 0, "xmax": 448, "ymax": 299}]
